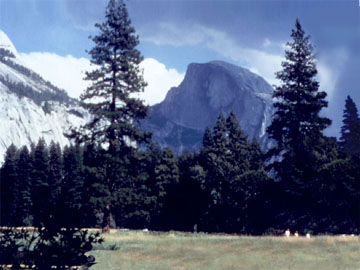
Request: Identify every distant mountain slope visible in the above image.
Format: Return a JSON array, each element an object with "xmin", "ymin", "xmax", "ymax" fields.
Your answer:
[
  {"xmin": 141, "ymin": 61, "xmax": 274, "ymax": 152},
  {"xmin": 0, "ymin": 30, "xmax": 87, "ymax": 161}
]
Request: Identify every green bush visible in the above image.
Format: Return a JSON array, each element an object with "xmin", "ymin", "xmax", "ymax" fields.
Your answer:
[{"xmin": 0, "ymin": 227, "xmax": 103, "ymax": 269}]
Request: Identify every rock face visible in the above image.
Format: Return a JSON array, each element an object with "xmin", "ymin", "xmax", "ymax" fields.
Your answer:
[
  {"xmin": 0, "ymin": 30, "xmax": 87, "ymax": 162},
  {"xmin": 142, "ymin": 61, "xmax": 274, "ymax": 152}
]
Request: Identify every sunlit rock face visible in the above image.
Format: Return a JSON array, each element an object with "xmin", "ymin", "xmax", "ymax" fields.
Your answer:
[
  {"xmin": 141, "ymin": 61, "xmax": 274, "ymax": 153},
  {"xmin": 0, "ymin": 29, "xmax": 87, "ymax": 162}
]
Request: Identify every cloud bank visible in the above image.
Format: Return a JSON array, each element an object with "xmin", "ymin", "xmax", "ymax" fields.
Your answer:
[
  {"xmin": 20, "ymin": 52, "xmax": 91, "ymax": 99},
  {"xmin": 139, "ymin": 58, "xmax": 184, "ymax": 105},
  {"xmin": 19, "ymin": 52, "xmax": 184, "ymax": 106}
]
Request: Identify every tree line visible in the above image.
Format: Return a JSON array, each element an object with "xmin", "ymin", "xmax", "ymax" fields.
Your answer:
[{"xmin": 1, "ymin": 97, "xmax": 360, "ymax": 235}]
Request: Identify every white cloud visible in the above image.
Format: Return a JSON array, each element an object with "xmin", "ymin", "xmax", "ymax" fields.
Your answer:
[
  {"xmin": 139, "ymin": 58, "xmax": 184, "ymax": 105},
  {"xmin": 19, "ymin": 52, "xmax": 91, "ymax": 99},
  {"xmin": 18, "ymin": 52, "xmax": 183, "ymax": 105}
]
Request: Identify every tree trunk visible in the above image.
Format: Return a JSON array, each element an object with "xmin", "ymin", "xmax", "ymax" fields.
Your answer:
[{"xmin": 102, "ymin": 204, "xmax": 111, "ymax": 233}]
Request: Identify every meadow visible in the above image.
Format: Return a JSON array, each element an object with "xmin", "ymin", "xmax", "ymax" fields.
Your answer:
[{"xmin": 89, "ymin": 230, "xmax": 360, "ymax": 270}]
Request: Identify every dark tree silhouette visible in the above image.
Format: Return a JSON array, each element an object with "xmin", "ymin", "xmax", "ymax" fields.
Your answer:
[
  {"xmin": 340, "ymin": 95, "xmax": 360, "ymax": 155},
  {"xmin": 67, "ymin": 0, "xmax": 150, "ymax": 232}
]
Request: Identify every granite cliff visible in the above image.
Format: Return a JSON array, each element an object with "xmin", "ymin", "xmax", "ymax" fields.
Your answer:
[{"xmin": 142, "ymin": 61, "xmax": 274, "ymax": 152}]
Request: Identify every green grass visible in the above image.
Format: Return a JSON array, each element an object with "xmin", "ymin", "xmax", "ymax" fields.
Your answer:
[{"xmin": 89, "ymin": 230, "xmax": 360, "ymax": 270}]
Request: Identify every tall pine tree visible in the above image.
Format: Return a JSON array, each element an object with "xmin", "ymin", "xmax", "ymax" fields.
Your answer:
[
  {"xmin": 68, "ymin": 0, "xmax": 149, "ymax": 232},
  {"xmin": 0, "ymin": 144, "xmax": 19, "ymax": 226},
  {"xmin": 267, "ymin": 19, "xmax": 330, "ymax": 154},
  {"xmin": 16, "ymin": 146, "xmax": 33, "ymax": 225},
  {"xmin": 31, "ymin": 138, "xmax": 50, "ymax": 227},
  {"xmin": 266, "ymin": 19, "xmax": 333, "ymax": 231}
]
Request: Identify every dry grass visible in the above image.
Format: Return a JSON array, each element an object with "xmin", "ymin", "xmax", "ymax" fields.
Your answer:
[{"xmin": 88, "ymin": 231, "xmax": 360, "ymax": 270}]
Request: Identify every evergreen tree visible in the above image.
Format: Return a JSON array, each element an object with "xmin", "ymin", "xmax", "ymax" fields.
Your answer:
[
  {"xmin": 67, "ymin": 0, "xmax": 149, "ymax": 232},
  {"xmin": 119, "ymin": 143, "xmax": 161, "ymax": 228},
  {"xmin": 176, "ymin": 150, "xmax": 207, "ymax": 232},
  {"xmin": 226, "ymin": 111, "xmax": 251, "ymax": 173},
  {"xmin": 248, "ymin": 140, "xmax": 265, "ymax": 171},
  {"xmin": 48, "ymin": 141, "xmax": 63, "ymax": 225},
  {"xmin": 112, "ymin": 148, "xmax": 155, "ymax": 229},
  {"xmin": 61, "ymin": 145, "xmax": 84, "ymax": 227},
  {"xmin": 199, "ymin": 113, "xmax": 228, "ymax": 231},
  {"xmin": 0, "ymin": 144, "xmax": 19, "ymax": 226},
  {"xmin": 16, "ymin": 146, "xmax": 33, "ymax": 225},
  {"xmin": 316, "ymin": 158, "xmax": 360, "ymax": 233},
  {"xmin": 31, "ymin": 138, "xmax": 50, "ymax": 227},
  {"xmin": 82, "ymin": 143, "xmax": 101, "ymax": 227},
  {"xmin": 202, "ymin": 127, "xmax": 214, "ymax": 148},
  {"xmin": 152, "ymin": 147, "xmax": 180, "ymax": 229},
  {"xmin": 154, "ymin": 148, "xmax": 179, "ymax": 200},
  {"xmin": 267, "ymin": 20, "xmax": 330, "ymax": 152},
  {"xmin": 198, "ymin": 112, "xmax": 269, "ymax": 233},
  {"xmin": 266, "ymin": 19, "xmax": 333, "ymax": 231},
  {"xmin": 340, "ymin": 95, "xmax": 360, "ymax": 156}
]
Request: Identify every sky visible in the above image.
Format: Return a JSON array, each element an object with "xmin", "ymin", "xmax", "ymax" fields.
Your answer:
[{"xmin": 1, "ymin": 0, "xmax": 360, "ymax": 137}]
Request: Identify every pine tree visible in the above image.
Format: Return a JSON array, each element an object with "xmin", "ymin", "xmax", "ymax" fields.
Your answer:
[
  {"xmin": 198, "ymin": 114, "xmax": 237, "ymax": 232},
  {"xmin": 111, "ymin": 150, "xmax": 153, "ymax": 229},
  {"xmin": 67, "ymin": 0, "xmax": 149, "ymax": 232},
  {"xmin": 248, "ymin": 140, "xmax": 264, "ymax": 171},
  {"xmin": 267, "ymin": 19, "xmax": 330, "ymax": 154},
  {"xmin": 61, "ymin": 145, "xmax": 84, "ymax": 227},
  {"xmin": 202, "ymin": 127, "xmax": 214, "ymax": 148},
  {"xmin": 0, "ymin": 144, "xmax": 19, "ymax": 226},
  {"xmin": 82, "ymin": 143, "xmax": 100, "ymax": 227},
  {"xmin": 226, "ymin": 111, "xmax": 251, "ymax": 174},
  {"xmin": 152, "ymin": 147, "xmax": 180, "ymax": 229},
  {"xmin": 266, "ymin": 19, "xmax": 332, "ymax": 230},
  {"xmin": 48, "ymin": 141, "xmax": 63, "ymax": 225},
  {"xmin": 154, "ymin": 148, "xmax": 179, "ymax": 199},
  {"xmin": 122, "ymin": 143, "xmax": 161, "ymax": 228},
  {"xmin": 199, "ymin": 114, "xmax": 231, "ymax": 231},
  {"xmin": 177, "ymin": 150, "xmax": 207, "ymax": 232},
  {"xmin": 198, "ymin": 112, "xmax": 270, "ymax": 233},
  {"xmin": 201, "ymin": 114, "xmax": 228, "ymax": 229},
  {"xmin": 16, "ymin": 146, "xmax": 33, "ymax": 225},
  {"xmin": 267, "ymin": 19, "xmax": 331, "ymax": 179},
  {"xmin": 31, "ymin": 138, "xmax": 50, "ymax": 227},
  {"xmin": 340, "ymin": 95, "xmax": 360, "ymax": 156},
  {"xmin": 48, "ymin": 142, "xmax": 63, "ymax": 198}
]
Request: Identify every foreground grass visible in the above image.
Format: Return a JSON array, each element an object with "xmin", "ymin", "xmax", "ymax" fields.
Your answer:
[{"xmin": 89, "ymin": 230, "xmax": 360, "ymax": 270}]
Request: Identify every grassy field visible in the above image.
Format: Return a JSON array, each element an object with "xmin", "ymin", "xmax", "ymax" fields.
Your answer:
[{"xmin": 88, "ymin": 230, "xmax": 360, "ymax": 270}]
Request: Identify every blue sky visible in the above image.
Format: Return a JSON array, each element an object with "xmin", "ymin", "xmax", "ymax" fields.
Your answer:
[{"xmin": 1, "ymin": 0, "xmax": 360, "ymax": 136}]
